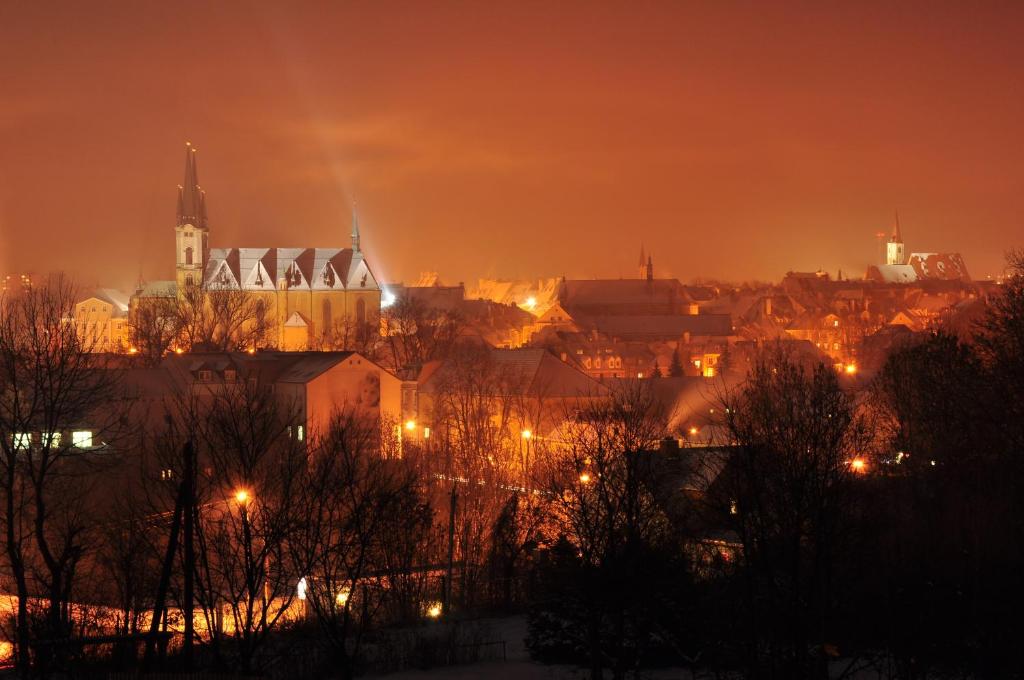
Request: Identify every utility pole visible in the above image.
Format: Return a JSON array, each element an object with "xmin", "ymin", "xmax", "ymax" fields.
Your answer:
[{"xmin": 183, "ymin": 438, "xmax": 196, "ymax": 669}]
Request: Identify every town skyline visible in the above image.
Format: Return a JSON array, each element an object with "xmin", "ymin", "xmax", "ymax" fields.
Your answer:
[{"xmin": 3, "ymin": 2, "xmax": 1022, "ymax": 288}]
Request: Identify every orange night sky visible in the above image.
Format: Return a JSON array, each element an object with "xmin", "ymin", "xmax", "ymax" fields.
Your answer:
[{"xmin": 1, "ymin": 1, "xmax": 1022, "ymax": 290}]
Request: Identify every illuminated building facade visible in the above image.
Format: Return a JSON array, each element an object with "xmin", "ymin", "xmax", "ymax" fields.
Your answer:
[{"xmin": 136, "ymin": 144, "xmax": 381, "ymax": 351}]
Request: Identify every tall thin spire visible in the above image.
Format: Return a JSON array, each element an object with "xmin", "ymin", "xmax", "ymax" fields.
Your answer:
[
  {"xmin": 177, "ymin": 142, "xmax": 207, "ymax": 228},
  {"xmin": 892, "ymin": 209, "xmax": 902, "ymax": 243},
  {"xmin": 638, "ymin": 244, "xmax": 646, "ymax": 279},
  {"xmin": 350, "ymin": 203, "xmax": 361, "ymax": 255}
]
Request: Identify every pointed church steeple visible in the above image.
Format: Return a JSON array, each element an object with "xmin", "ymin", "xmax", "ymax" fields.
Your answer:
[
  {"xmin": 638, "ymin": 244, "xmax": 646, "ymax": 279},
  {"xmin": 886, "ymin": 209, "xmax": 906, "ymax": 265},
  {"xmin": 351, "ymin": 204, "xmax": 361, "ymax": 256},
  {"xmin": 177, "ymin": 142, "xmax": 207, "ymax": 229}
]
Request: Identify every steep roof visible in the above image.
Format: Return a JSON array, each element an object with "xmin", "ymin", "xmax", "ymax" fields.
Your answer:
[
  {"xmin": 204, "ymin": 248, "xmax": 376, "ymax": 292},
  {"xmin": 420, "ymin": 348, "xmax": 608, "ymax": 399},
  {"xmin": 581, "ymin": 314, "xmax": 733, "ymax": 341},
  {"xmin": 560, "ymin": 278, "xmax": 690, "ymax": 312}
]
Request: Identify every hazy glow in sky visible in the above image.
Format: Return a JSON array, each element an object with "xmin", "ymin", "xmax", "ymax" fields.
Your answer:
[{"xmin": 1, "ymin": 1, "xmax": 1021, "ymax": 288}]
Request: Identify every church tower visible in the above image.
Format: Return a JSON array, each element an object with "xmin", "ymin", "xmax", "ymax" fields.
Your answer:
[
  {"xmin": 886, "ymin": 210, "xmax": 905, "ymax": 265},
  {"xmin": 175, "ymin": 142, "xmax": 209, "ymax": 288}
]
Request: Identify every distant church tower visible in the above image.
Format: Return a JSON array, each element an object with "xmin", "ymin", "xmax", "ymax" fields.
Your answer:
[
  {"xmin": 886, "ymin": 211, "xmax": 905, "ymax": 265},
  {"xmin": 174, "ymin": 143, "xmax": 209, "ymax": 288},
  {"xmin": 351, "ymin": 204, "xmax": 362, "ymax": 257},
  {"xmin": 638, "ymin": 245, "xmax": 653, "ymax": 281}
]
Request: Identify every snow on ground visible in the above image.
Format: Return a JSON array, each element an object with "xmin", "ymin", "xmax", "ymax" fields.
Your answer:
[{"xmin": 373, "ymin": 616, "xmax": 697, "ymax": 680}]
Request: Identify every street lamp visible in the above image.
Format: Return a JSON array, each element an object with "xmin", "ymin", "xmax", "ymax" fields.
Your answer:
[{"xmin": 234, "ymin": 488, "xmax": 251, "ymax": 505}]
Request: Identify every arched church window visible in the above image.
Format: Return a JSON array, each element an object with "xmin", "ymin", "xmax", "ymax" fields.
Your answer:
[
  {"xmin": 322, "ymin": 299, "xmax": 332, "ymax": 338},
  {"xmin": 185, "ymin": 247, "xmax": 193, "ymax": 266}
]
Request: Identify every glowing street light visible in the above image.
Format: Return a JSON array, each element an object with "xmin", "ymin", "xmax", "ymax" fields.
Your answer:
[
  {"xmin": 336, "ymin": 590, "xmax": 350, "ymax": 606},
  {"xmin": 426, "ymin": 602, "xmax": 442, "ymax": 619},
  {"xmin": 521, "ymin": 429, "xmax": 532, "ymax": 440},
  {"xmin": 234, "ymin": 488, "xmax": 251, "ymax": 505},
  {"xmin": 688, "ymin": 426, "xmax": 699, "ymax": 436},
  {"xmin": 405, "ymin": 419, "xmax": 417, "ymax": 432},
  {"xmin": 850, "ymin": 458, "xmax": 867, "ymax": 474},
  {"xmin": 844, "ymin": 363, "xmax": 857, "ymax": 375},
  {"xmin": 579, "ymin": 472, "xmax": 591, "ymax": 484}
]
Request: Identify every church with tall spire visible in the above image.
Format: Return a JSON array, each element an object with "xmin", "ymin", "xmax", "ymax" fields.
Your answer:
[{"xmin": 138, "ymin": 143, "xmax": 381, "ymax": 351}]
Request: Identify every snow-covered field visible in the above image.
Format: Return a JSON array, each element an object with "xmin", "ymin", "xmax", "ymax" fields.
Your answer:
[{"xmin": 374, "ymin": 616, "xmax": 699, "ymax": 680}]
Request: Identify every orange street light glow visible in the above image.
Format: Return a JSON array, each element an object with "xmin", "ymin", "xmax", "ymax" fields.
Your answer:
[
  {"xmin": 688, "ymin": 426, "xmax": 699, "ymax": 435},
  {"xmin": 579, "ymin": 472, "xmax": 591, "ymax": 484},
  {"xmin": 850, "ymin": 458, "xmax": 867, "ymax": 473},
  {"xmin": 405, "ymin": 419, "xmax": 417, "ymax": 431},
  {"xmin": 845, "ymin": 364, "xmax": 857, "ymax": 375},
  {"xmin": 234, "ymin": 489, "xmax": 251, "ymax": 504},
  {"xmin": 521, "ymin": 429, "xmax": 532, "ymax": 440}
]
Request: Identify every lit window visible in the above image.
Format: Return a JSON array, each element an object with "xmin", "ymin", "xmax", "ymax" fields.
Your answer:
[
  {"xmin": 72, "ymin": 431, "xmax": 93, "ymax": 448},
  {"xmin": 42, "ymin": 432, "xmax": 60, "ymax": 448},
  {"xmin": 297, "ymin": 425, "xmax": 305, "ymax": 441},
  {"xmin": 13, "ymin": 433, "xmax": 31, "ymax": 450},
  {"xmin": 198, "ymin": 369, "xmax": 212, "ymax": 381}
]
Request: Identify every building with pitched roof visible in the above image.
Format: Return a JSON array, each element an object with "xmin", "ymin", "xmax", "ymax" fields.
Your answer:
[
  {"xmin": 74, "ymin": 288, "xmax": 131, "ymax": 352},
  {"xmin": 133, "ymin": 143, "xmax": 381, "ymax": 351}
]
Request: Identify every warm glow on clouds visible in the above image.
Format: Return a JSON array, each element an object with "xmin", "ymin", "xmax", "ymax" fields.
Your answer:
[{"xmin": 1, "ymin": 1, "xmax": 1022, "ymax": 287}]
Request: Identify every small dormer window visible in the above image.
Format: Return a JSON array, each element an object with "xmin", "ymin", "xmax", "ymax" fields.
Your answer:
[
  {"xmin": 224, "ymin": 369, "xmax": 236, "ymax": 382},
  {"xmin": 199, "ymin": 369, "xmax": 212, "ymax": 382}
]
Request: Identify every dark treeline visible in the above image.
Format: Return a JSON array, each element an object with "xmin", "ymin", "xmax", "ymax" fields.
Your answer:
[{"xmin": 0, "ymin": 252, "xmax": 1022, "ymax": 679}]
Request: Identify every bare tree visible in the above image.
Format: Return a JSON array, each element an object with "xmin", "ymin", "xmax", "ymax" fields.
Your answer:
[
  {"xmin": 290, "ymin": 411, "xmax": 433, "ymax": 680},
  {"xmin": 187, "ymin": 370, "xmax": 307, "ymax": 673},
  {"xmin": 714, "ymin": 344, "xmax": 872, "ymax": 679},
  {"xmin": 0, "ymin": 276, "xmax": 126, "ymax": 672},
  {"xmin": 381, "ymin": 297, "xmax": 462, "ymax": 376},
  {"xmin": 175, "ymin": 283, "xmax": 273, "ymax": 352},
  {"xmin": 129, "ymin": 294, "xmax": 180, "ymax": 363},
  {"xmin": 534, "ymin": 380, "xmax": 679, "ymax": 680}
]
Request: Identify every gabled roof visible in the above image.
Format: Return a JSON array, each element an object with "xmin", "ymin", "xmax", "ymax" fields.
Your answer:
[
  {"xmin": 580, "ymin": 314, "xmax": 733, "ymax": 341},
  {"xmin": 560, "ymin": 278, "xmax": 690, "ymax": 311},
  {"xmin": 420, "ymin": 348, "xmax": 608, "ymax": 399},
  {"xmin": 203, "ymin": 248, "xmax": 377, "ymax": 291}
]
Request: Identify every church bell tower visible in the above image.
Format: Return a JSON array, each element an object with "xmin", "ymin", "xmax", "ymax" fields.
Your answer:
[
  {"xmin": 886, "ymin": 210, "xmax": 905, "ymax": 266},
  {"xmin": 175, "ymin": 142, "xmax": 209, "ymax": 288}
]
